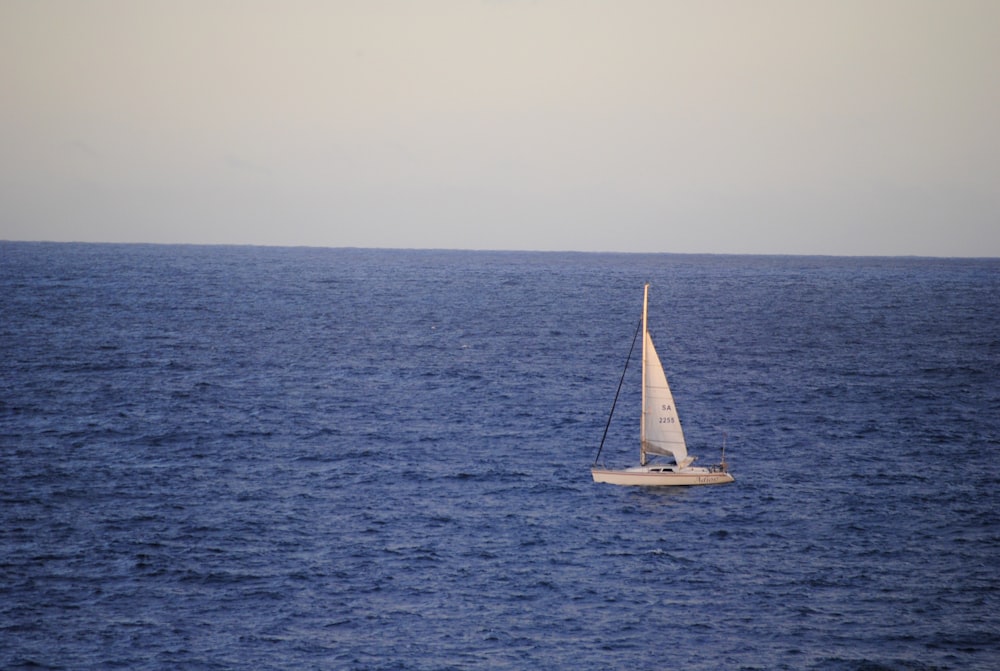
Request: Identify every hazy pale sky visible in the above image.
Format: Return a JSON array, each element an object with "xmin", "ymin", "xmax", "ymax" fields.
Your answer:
[{"xmin": 2, "ymin": 0, "xmax": 998, "ymax": 255}]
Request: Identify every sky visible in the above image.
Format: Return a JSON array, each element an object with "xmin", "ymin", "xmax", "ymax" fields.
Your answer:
[{"xmin": 2, "ymin": 0, "xmax": 999, "ymax": 256}]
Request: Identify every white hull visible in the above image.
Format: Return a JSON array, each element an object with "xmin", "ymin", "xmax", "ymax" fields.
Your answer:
[{"xmin": 591, "ymin": 466, "xmax": 734, "ymax": 486}]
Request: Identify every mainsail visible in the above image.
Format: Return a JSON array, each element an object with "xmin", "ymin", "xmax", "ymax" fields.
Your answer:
[{"xmin": 640, "ymin": 322, "xmax": 691, "ymax": 467}]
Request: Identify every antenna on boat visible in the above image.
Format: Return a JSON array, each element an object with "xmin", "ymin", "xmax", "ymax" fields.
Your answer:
[{"xmin": 720, "ymin": 432, "xmax": 728, "ymax": 472}]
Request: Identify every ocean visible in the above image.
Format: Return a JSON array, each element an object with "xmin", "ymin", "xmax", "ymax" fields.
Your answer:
[{"xmin": 2, "ymin": 242, "xmax": 998, "ymax": 670}]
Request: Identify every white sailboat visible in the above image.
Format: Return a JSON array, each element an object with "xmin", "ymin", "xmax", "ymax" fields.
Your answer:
[{"xmin": 591, "ymin": 284, "xmax": 734, "ymax": 486}]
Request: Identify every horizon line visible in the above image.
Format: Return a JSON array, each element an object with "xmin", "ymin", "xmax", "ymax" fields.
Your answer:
[{"xmin": 2, "ymin": 238, "xmax": 998, "ymax": 261}]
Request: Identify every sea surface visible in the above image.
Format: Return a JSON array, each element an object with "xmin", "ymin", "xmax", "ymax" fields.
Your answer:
[{"xmin": 2, "ymin": 242, "xmax": 998, "ymax": 671}]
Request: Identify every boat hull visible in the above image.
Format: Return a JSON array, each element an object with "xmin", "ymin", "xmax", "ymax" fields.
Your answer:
[{"xmin": 591, "ymin": 466, "xmax": 734, "ymax": 486}]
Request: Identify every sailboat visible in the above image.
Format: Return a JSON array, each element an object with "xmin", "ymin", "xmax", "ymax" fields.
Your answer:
[{"xmin": 591, "ymin": 284, "xmax": 734, "ymax": 486}]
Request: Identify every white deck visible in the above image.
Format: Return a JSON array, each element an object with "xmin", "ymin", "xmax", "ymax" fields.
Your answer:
[{"xmin": 591, "ymin": 465, "xmax": 734, "ymax": 486}]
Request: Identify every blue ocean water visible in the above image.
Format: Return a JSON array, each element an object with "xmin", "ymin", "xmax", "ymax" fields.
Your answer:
[{"xmin": 1, "ymin": 242, "xmax": 998, "ymax": 670}]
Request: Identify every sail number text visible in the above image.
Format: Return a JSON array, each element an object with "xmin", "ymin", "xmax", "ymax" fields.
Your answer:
[{"xmin": 658, "ymin": 404, "xmax": 674, "ymax": 424}]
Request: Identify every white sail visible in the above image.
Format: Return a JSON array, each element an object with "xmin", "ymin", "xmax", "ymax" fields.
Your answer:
[{"xmin": 641, "ymin": 330, "xmax": 691, "ymax": 467}]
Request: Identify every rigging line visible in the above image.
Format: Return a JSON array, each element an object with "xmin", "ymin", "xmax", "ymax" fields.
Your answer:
[{"xmin": 592, "ymin": 314, "xmax": 643, "ymax": 466}]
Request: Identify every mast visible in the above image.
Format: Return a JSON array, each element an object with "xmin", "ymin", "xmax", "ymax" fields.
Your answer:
[{"xmin": 640, "ymin": 283, "xmax": 649, "ymax": 466}]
